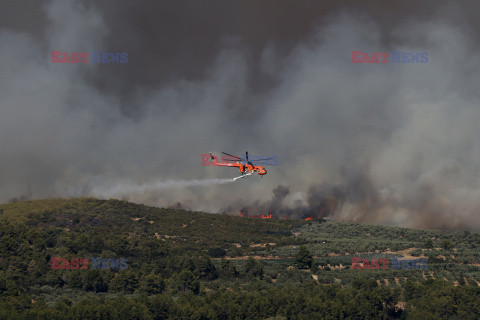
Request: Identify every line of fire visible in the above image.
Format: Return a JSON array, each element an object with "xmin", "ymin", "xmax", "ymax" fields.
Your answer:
[{"xmin": 235, "ymin": 212, "xmax": 317, "ymax": 221}]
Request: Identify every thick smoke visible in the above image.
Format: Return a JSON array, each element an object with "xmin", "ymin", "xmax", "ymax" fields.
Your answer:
[
  {"xmin": 2, "ymin": 0, "xmax": 480, "ymax": 230},
  {"xmin": 90, "ymin": 178, "xmax": 236, "ymax": 199}
]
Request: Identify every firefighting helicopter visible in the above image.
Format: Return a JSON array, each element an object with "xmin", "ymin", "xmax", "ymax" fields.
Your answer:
[{"xmin": 209, "ymin": 151, "xmax": 276, "ymax": 181}]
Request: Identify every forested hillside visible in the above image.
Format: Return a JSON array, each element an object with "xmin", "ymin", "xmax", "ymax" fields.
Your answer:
[{"xmin": 1, "ymin": 198, "xmax": 479, "ymax": 319}]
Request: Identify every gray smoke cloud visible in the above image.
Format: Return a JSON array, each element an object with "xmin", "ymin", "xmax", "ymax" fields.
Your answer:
[
  {"xmin": 90, "ymin": 178, "xmax": 236, "ymax": 199},
  {"xmin": 2, "ymin": 0, "xmax": 480, "ymax": 230}
]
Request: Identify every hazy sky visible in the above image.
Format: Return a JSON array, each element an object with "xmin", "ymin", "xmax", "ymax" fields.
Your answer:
[{"xmin": 2, "ymin": 0, "xmax": 480, "ymax": 230}]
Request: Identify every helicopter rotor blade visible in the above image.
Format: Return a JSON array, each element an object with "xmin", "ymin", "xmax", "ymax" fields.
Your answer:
[
  {"xmin": 245, "ymin": 151, "xmax": 253, "ymax": 165},
  {"xmin": 221, "ymin": 152, "xmax": 241, "ymax": 160}
]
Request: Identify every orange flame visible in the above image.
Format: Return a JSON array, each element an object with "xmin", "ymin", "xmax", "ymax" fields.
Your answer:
[{"xmin": 239, "ymin": 212, "xmax": 274, "ymax": 219}]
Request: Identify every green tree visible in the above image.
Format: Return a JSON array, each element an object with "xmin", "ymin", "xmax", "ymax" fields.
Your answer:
[
  {"xmin": 192, "ymin": 256, "xmax": 219, "ymax": 280},
  {"xmin": 149, "ymin": 294, "xmax": 174, "ymax": 320},
  {"xmin": 82, "ymin": 270, "xmax": 108, "ymax": 292},
  {"xmin": 177, "ymin": 270, "xmax": 199, "ymax": 294},
  {"xmin": 219, "ymin": 260, "xmax": 238, "ymax": 278},
  {"xmin": 138, "ymin": 272, "xmax": 165, "ymax": 295},
  {"xmin": 244, "ymin": 257, "xmax": 264, "ymax": 278},
  {"xmin": 295, "ymin": 246, "xmax": 313, "ymax": 269},
  {"xmin": 424, "ymin": 238, "xmax": 434, "ymax": 249},
  {"xmin": 441, "ymin": 239, "xmax": 454, "ymax": 251},
  {"xmin": 208, "ymin": 247, "xmax": 226, "ymax": 258},
  {"xmin": 109, "ymin": 270, "xmax": 138, "ymax": 293},
  {"xmin": 66, "ymin": 271, "xmax": 83, "ymax": 289},
  {"xmin": 0, "ymin": 272, "xmax": 17, "ymax": 296}
]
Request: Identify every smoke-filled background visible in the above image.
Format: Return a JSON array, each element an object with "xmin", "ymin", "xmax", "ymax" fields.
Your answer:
[{"xmin": 2, "ymin": 0, "xmax": 480, "ymax": 230}]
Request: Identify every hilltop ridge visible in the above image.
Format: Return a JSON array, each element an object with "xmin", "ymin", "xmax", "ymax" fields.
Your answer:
[{"xmin": 1, "ymin": 198, "xmax": 480, "ymax": 319}]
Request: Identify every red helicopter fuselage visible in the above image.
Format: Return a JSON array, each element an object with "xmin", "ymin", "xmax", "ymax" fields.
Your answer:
[{"xmin": 210, "ymin": 153, "xmax": 267, "ymax": 175}]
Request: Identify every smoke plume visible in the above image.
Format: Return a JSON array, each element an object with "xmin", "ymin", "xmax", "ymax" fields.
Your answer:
[
  {"xmin": 2, "ymin": 0, "xmax": 480, "ymax": 230},
  {"xmin": 90, "ymin": 178, "xmax": 236, "ymax": 199}
]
